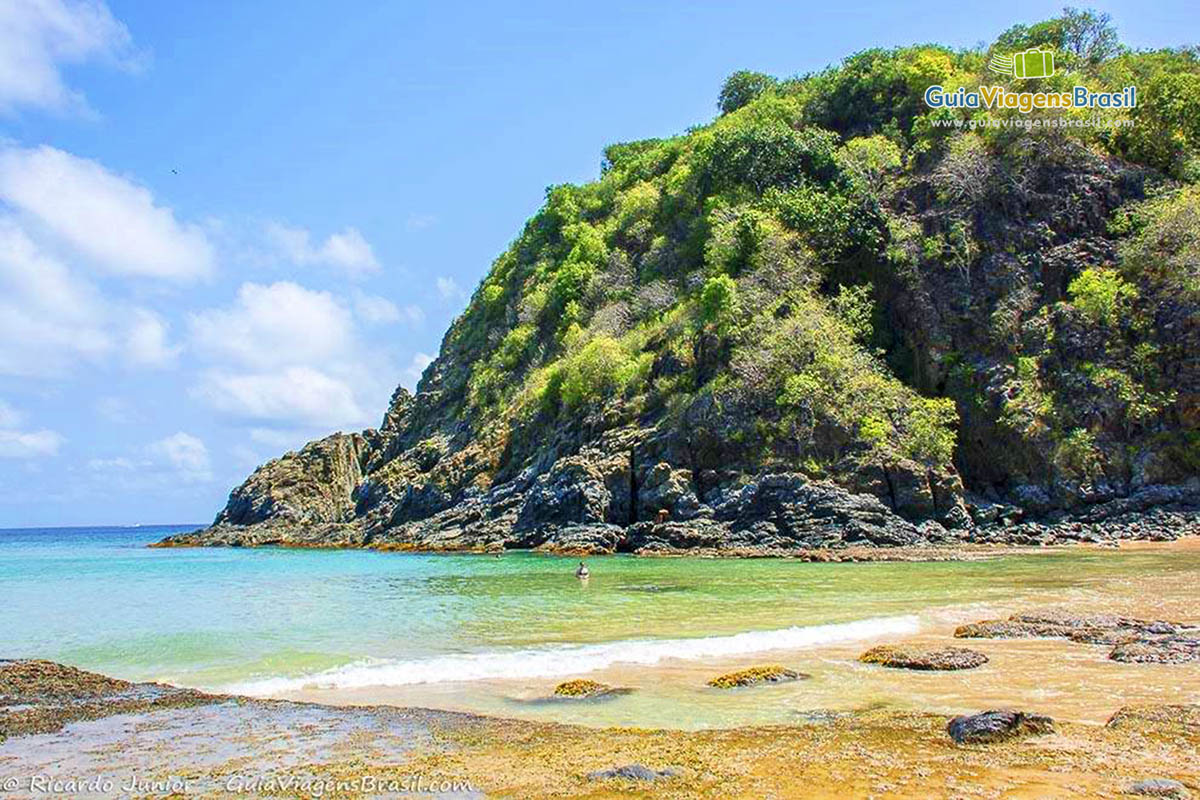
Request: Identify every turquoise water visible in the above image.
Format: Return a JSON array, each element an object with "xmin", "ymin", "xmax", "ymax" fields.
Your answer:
[{"xmin": 2, "ymin": 526, "xmax": 1197, "ymax": 698}]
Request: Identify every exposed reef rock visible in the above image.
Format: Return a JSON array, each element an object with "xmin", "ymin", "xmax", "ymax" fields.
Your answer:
[
  {"xmin": 859, "ymin": 645, "xmax": 988, "ymax": 671},
  {"xmin": 955, "ymin": 610, "xmax": 1199, "ymax": 664}
]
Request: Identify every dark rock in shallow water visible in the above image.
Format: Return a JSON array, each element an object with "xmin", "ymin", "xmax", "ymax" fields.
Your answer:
[
  {"xmin": 946, "ymin": 710, "xmax": 1054, "ymax": 744},
  {"xmin": 1123, "ymin": 778, "xmax": 1190, "ymax": 798},
  {"xmin": 859, "ymin": 645, "xmax": 988, "ymax": 671},
  {"xmin": 1110, "ymin": 637, "xmax": 1200, "ymax": 664},
  {"xmin": 587, "ymin": 764, "xmax": 677, "ymax": 781}
]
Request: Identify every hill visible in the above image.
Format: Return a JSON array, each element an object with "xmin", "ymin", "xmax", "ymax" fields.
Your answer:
[{"xmin": 162, "ymin": 9, "xmax": 1200, "ymax": 553}]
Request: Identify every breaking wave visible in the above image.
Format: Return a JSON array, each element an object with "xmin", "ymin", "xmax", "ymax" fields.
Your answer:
[{"xmin": 229, "ymin": 614, "xmax": 919, "ymax": 695}]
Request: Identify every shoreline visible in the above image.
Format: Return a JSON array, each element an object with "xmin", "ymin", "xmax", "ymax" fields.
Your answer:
[
  {"xmin": 149, "ymin": 531, "xmax": 1200, "ymax": 562},
  {"xmin": 2, "ymin": 659, "xmax": 1197, "ymax": 798}
]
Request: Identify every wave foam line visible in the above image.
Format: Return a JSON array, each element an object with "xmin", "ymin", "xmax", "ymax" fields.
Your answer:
[{"xmin": 231, "ymin": 614, "xmax": 919, "ymax": 695}]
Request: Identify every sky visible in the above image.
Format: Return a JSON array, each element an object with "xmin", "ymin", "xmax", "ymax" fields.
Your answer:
[{"xmin": 0, "ymin": 0, "xmax": 1194, "ymax": 527}]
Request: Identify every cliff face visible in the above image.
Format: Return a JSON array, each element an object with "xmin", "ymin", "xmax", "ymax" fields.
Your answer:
[{"xmin": 161, "ymin": 26, "xmax": 1200, "ymax": 553}]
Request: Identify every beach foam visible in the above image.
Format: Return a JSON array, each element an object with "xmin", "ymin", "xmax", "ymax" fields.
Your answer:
[{"xmin": 229, "ymin": 614, "xmax": 919, "ymax": 694}]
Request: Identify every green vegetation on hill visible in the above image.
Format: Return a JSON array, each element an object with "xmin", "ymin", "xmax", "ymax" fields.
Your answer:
[{"xmin": 432, "ymin": 7, "xmax": 1199, "ymax": 496}]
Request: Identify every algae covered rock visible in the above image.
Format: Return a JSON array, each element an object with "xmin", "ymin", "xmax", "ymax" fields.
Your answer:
[
  {"xmin": 859, "ymin": 645, "xmax": 988, "ymax": 671},
  {"xmin": 551, "ymin": 679, "xmax": 632, "ymax": 699},
  {"xmin": 553, "ymin": 679, "xmax": 609, "ymax": 697},
  {"xmin": 706, "ymin": 665, "xmax": 807, "ymax": 688}
]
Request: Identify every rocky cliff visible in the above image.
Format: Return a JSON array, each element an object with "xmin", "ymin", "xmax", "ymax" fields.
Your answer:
[{"xmin": 160, "ymin": 12, "xmax": 1200, "ymax": 554}]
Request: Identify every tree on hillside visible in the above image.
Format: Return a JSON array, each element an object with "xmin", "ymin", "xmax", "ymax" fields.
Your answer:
[{"xmin": 717, "ymin": 70, "xmax": 778, "ymax": 115}]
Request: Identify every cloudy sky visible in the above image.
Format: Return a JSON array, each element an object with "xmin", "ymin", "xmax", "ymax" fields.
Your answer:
[{"xmin": 0, "ymin": 0, "xmax": 1190, "ymax": 526}]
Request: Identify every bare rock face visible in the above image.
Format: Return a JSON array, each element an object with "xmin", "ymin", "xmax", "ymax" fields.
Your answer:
[
  {"xmin": 215, "ymin": 433, "xmax": 371, "ymax": 527},
  {"xmin": 946, "ymin": 709, "xmax": 1054, "ymax": 744}
]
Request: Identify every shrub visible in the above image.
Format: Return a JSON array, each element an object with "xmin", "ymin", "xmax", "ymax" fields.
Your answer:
[
  {"xmin": 699, "ymin": 274, "xmax": 740, "ymax": 336},
  {"xmin": 558, "ymin": 336, "xmax": 646, "ymax": 410},
  {"xmin": 1068, "ymin": 267, "xmax": 1137, "ymax": 326},
  {"xmin": 837, "ymin": 135, "xmax": 902, "ymax": 201}
]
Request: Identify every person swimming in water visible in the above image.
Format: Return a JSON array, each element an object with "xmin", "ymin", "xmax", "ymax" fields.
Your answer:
[{"xmin": 575, "ymin": 561, "xmax": 589, "ymax": 579}]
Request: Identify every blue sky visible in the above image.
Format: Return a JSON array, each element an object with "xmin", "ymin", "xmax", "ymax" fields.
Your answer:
[{"xmin": 0, "ymin": 0, "xmax": 1193, "ymax": 527}]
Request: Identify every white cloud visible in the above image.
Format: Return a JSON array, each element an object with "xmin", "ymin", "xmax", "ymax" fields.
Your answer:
[
  {"xmin": 0, "ymin": 216, "xmax": 112, "ymax": 375},
  {"xmin": 0, "ymin": 145, "xmax": 214, "ymax": 281},
  {"xmin": 187, "ymin": 281, "xmax": 398, "ymax": 429},
  {"xmin": 125, "ymin": 308, "xmax": 178, "ymax": 367},
  {"xmin": 0, "ymin": 215, "xmax": 186, "ymax": 375},
  {"xmin": 0, "ymin": 399, "xmax": 64, "ymax": 458},
  {"xmin": 436, "ymin": 276, "xmax": 462, "ymax": 301},
  {"xmin": 402, "ymin": 352, "xmax": 434, "ymax": 389},
  {"xmin": 0, "ymin": 428, "xmax": 65, "ymax": 457},
  {"xmin": 0, "ymin": 400, "xmax": 21, "ymax": 427},
  {"xmin": 0, "ymin": 0, "xmax": 137, "ymax": 114},
  {"xmin": 352, "ymin": 290, "xmax": 401, "ymax": 325},
  {"xmin": 266, "ymin": 222, "xmax": 380, "ymax": 277},
  {"xmin": 188, "ymin": 281, "xmax": 354, "ymax": 370},
  {"xmin": 147, "ymin": 431, "xmax": 210, "ymax": 481},
  {"xmin": 195, "ymin": 367, "xmax": 366, "ymax": 428}
]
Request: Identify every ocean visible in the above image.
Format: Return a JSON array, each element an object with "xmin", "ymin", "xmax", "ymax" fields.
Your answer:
[{"xmin": 4, "ymin": 525, "xmax": 1198, "ymax": 728}]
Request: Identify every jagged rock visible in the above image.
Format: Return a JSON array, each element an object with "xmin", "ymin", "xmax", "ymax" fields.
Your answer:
[
  {"xmin": 516, "ymin": 457, "xmax": 613, "ymax": 531},
  {"xmin": 535, "ymin": 523, "xmax": 625, "ymax": 554},
  {"xmin": 946, "ymin": 710, "xmax": 1054, "ymax": 744},
  {"xmin": 220, "ymin": 433, "xmax": 370, "ymax": 526},
  {"xmin": 637, "ymin": 462, "xmax": 702, "ymax": 521},
  {"xmin": 859, "ymin": 645, "xmax": 988, "ymax": 671}
]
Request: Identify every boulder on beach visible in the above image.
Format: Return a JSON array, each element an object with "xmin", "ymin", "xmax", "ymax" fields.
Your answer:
[
  {"xmin": 946, "ymin": 709, "xmax": 1054, "ymax": 744},
  {"xmin": 706, "ymin": 665, "xmax": 808, "ymax": 689},
  {"xmin": 859, "ymin": 645, "xmax": 988, "ymax": 671}
]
